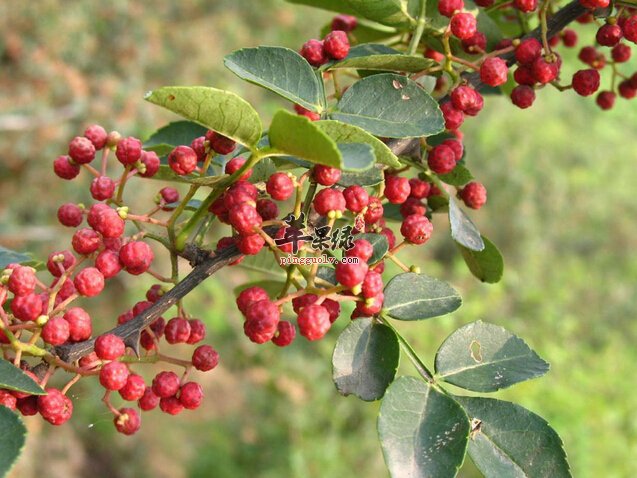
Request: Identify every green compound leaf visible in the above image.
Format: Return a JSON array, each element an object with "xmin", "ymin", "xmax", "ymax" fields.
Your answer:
[
  {"xmin": 456, "ymin": 396, "xmax": 572, "ymax": 478},
  {"xmin": 383, "ymin": 272, "xmax": 462, "ymax": 321},
  {"xmin": 378, "ymin": 376, "xmax": 470, "ymax": 478},
  {"xmin": 328, "ymin": 44, "xmax": 434, "ymax": 72},
  {"xmin": 285, "ymin": 0, "xmax": 415, "ymax": 26},
  {"xmin": 449, "ymin": 197, "xmax": 485, "ymax": 251},
  {"xmin": 144, "ymin": 86, "xmax": 262, "ymax": 148},
  {"xmin": 0, "ymin": 360, "xmax": 45, "ymax": 395},
  {"xmin": 317, "ymin": 119, "xmax": 401, "ymax": 167},
  {"xmin": 0, "ymin": 407, "xmax": 27, "ymax": 477},
  {"xmin": 143, "ymin": 120, "xmax": 207, "ymax": 156},
  {"xmin": 435, "ymin": 321, "xmax": 550, "ymax": 392},
  {"xmin": 332, "ymin": 74, "xmax": 444, "ymax": 138},
  {"xmin": 332, "ymin": 317, "xmax": 400, "ymax": 401},
  {"xmin": 224, "ymin": 47, "xmax": 324, "ymax": 113},
  {"xmin": 269, "ymin": 110, "xmax": 342, "ymax": 168},
  {"xmin": 458, "ymin": 236, "xmax": 504, "ymax": 283},
  {"xmin": 355, "ymin": 233, "xmax": 389, "ymax": 264}
]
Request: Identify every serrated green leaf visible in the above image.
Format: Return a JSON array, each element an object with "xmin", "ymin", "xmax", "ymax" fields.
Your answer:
[
  {"xmin": 163, "ymin": 199, "xmax": 203, "ymax": 212},
  {"xmin": 269, "ymin": 141, "xmax": 375, "ymax": 172},
  {"xmin": 189, "ymin": 175, "xmax": 227, "ymax": 187},
  {"xmin": 477, "ymin": 10, "xmax": 504, "ymax": 50},
  {"xmin": 0, "ymin": 407, "xmax": 26, "ymax": 477},
  {"xmin": 238, "ymin": 252, "xmax": 286, "ymax": 278},
  {"xmin": 224, "ymin": 47, "xmax": 324, "ymax": 113},
  {"xmin": 233, "ymin": 280, "xmax": 286, "ymax": 298},
  {"xmin": 378, "ymin": 376, "xmax": 470, "ymax": 478},
  {"xmin": 149, "ymin": 165, "xmax": 225, "ymax": 185},
  {"xmin": 355, "ymin": 233, "xmax": 389, "ymax": 264},
  {"xmin": 332, "ymin": 74, "xmax": 444, "ymax": 138},
  {"xmin": 149, "ymin": 165, "xmax": 194, "ymax": 183},
  {"xmin": 335, "ymin": 43, "xmax": 401, "ymax": 58},
  {"xmin": 249, "ymin": 157, "xmax": 279, "ymax": 183},
  {"xmin": 320, "ymin": 22, "xmax": 399, "ymax": 44},
  {"xmin": 435, "ymin": 321, "xmax": 549, "ymax": 392},
  {"xmin": 0, "ymin": 360, "xmax": 45, "ymax": 395},
  {"xmin": 424, "ymin": 0, "xmax": 454, "ymax": 30},
  {"xmin": 316, "ymin": 266, "xmax": 337, "ymax": 285},
  {"xmin": 269, "ymin": 110, "xmax": 342, "ymax": 168},
  {"xmin": 19, "ymin": 260, "xmax": 45, "ymax": 272},
  {"xmin": 458, "ymin": 236, "xmax": 504, "ymax": 283},
  {"xmin": 439, "ymin": 164, "xmax": 473, "ymax": 186},
  {"xmin": 449, "ymin": 197, "xmax": 484, "ymax": 251},
  {"xmin": 286, "ymin": 0, "xmax": 415, "ymax": 26},
  {"xmin": 0, "ymin": 247, "xmax": 33, "ymax": 270},
  {"xmin": 285, "ymin": 0, "xmax": 359, "ymax": 16},
  {"xmin": 383, "ymin": 273, "xmax": 462, "ymax": 321},
  {"xmin": 328, "ymin": 44, "xmax": 434, "ymax": 72},
  {"xmin": 415, "ymin": 75, "xmax": 438, "ymax": 94},
  {"xmin": 338, "ymin": 143, "xmax": 376, "ymax": 171},
  {"xmin": 333, "ymin": 317, "xmax": 399, "ymax": 401},
  {"xmin": 338, "ymin": 167, "xmax": 384, "ymax": 187},
  {"xmin": 144, "ymin": 86, "xmax": 262, "ymax": 148},
  {"xmin": 143, "ymin": 120, "xmax": 207, "ymax": 155},
  {"xmin": 428, "ymin": 194, "xmax": 449, "ymax": 212},
  {"xmin": 380, "ymin": 203, "xmax": 403, "ymax": 222},
  {"xmin": 317, "ymin": 119, "xmax": 401, "ymax": 167},
  {"xmin": 456, "ymin": 397, "xmax": 571, "ymax": 478}
]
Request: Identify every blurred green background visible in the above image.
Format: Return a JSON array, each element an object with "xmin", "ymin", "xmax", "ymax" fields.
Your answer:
[{"xmin": 1, "ymin": 1, "xmax": 636, "ymax": 477}]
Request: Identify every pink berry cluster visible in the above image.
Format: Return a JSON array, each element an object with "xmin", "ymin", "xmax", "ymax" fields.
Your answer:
[
  {"xmin": 294, "ymin": 17, "xmax": 355, "ymax": 121},
  {"xmin": 1, "ymin": 125, "xmax": 226, "ymax": 434},
  {"xmin": 572, "ymin": 9, "xmax": 637, "ymax": 108},
  {"xmin": 427, "ymin": 0, "xmax": 637, "ymax": 114},
  {"xmin": 21, "ymin": 119, "xmax": 481, "ymax": 431},
  {"xmin": 300, "ymin": 18, "xmax": 354, "ymax": 68},
  {"xmin": 226, "ymin": 161, "xmax": 483, "ymax": 347}
]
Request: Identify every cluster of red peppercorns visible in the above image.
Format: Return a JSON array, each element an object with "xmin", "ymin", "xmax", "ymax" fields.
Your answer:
[
  {"xmin": 235, "ymin": 235, "xmax": 389, "ymax": 344},
  {"xmin": 0, "ymin": 124, "xmax": 228, "ymax": 434},
  {"xmin": 209, "ymin": 161, "xmax": 282, "ymax": 260},
  {"xmin": 425, "ymin": 0, "xmax": 637, "ymax": 117},
  {"xmin": 572, "ymin": 11, "xmax": 637, "ymax": 108},
  {"xmin": 299, "ymin": 20, "xmax": 353, "ymax": 68},
  {"xmin": 293, "ymin": 17, "xmax": 355, "ymax": 121},
  {"xmin": 226, "ymin": 143, "xmax": 485, "ymax": 343}
]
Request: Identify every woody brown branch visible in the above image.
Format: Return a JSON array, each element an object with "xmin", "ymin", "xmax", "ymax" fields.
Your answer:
[{"xmin": 54, "ymin": 242, "xmax": 243, "ymax": 363}]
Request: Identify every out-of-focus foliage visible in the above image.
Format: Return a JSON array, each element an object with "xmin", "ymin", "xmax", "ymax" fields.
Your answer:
[{"xmin": 1, "ymin": 1, "xmax": 636, "ymax": 477}]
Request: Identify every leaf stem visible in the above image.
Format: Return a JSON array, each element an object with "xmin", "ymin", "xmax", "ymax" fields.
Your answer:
[
  {"xmin": 379, "ymin": 315, "xmax": 435, "ymax": 383},
  {"xmin": 301, "ymin": 181, "xmax": 318, "ymax": 222},
  {"xmin": 408, "ymin": 0, "xmax": 428, "ymax": 55}
]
